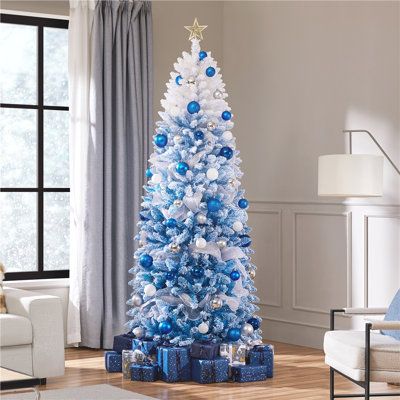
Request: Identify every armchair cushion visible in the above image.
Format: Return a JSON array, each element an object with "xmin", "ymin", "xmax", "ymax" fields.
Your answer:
[
  {"xmin": 383, "ymin": 289, "xmax": 400, "ymax": 340},
  {"xmin": 0, "ymin": 313, "xmax": 32, "ymax": 346}
]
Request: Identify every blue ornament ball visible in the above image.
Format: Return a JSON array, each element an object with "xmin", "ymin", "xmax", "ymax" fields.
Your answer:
[
  {"xmin": 238, "ymin": 198, "xmax": 249, "ymax": 209},
  {"xmin": 191, "ymin": 266, "xmax": 204, "ymax": 278},
  {"xmin": 145, "ymin": 168, "xmax": 153, "ymax": 178},
  {"xmin": 154, "ymin": 134, "xmax": 168, "ymax": 148},
  {"xmin": 139, "ymin": 254, "xmax": 153, "ymax": 269},
  {"xmin": 206, "ymin": 66, "xmax": 216, "ymax": 77},
  {"xmin": 230, "ymin": 270, "xmax": 240, "ymax": 281},
  {"xmin": 247, "ymin": 317, "xmax": 260, "ymax": 330},
  {"xmin": 166, "ymin": 218, "xmax": 177, "ymax": 228},
  {"xmin": 159, "ymin": 320, "xmax": 172, "ymax": 335},
  {"xmin": 165, "ymin": 271, "xmax": 175, "ymax": 280},
  {"xmin": 221, "ymin": 111, "xmax": 232, "ymax": 121},
  {"xmin": 175, "ymin": 75, "xmax": 183, "ymax": 85},
  {"xmin": 219, "ymin": 146, "xmax": 233, "ymax": 159},
  {"xmin": 227, "ymin": 328, "xmax": 241, "ymax": 341},
  {"xmin": 194, "ymin": 130, "xmax": 204, "ymax": 140},
  {"xmin": 207, "ymin": 198, "xmax": 222, "ymax": 212},
  {"xmin": 176, "ymin": 161, "xmax": 189, "ymax": 176},
  {"xmin": 187, "ymin": 101, "xmax": 200, "ymax": 114},
  {"xmin": 240, "ymin": 234, "xmax": 252, "ymax": 247},
  {"xmin": 199, "ymin": 51, "xmax": 207, "ymax": 61}
]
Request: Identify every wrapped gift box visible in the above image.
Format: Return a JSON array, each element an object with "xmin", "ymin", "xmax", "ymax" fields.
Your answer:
[
  {"xmin": 191, "ymin": 357, "xmax": 229, "ymax": 384},
  {"xmin": 130, "ymin": 363, "xmax": 159, "ymax": 382},
  {"xmin": 132, "ymin": 339, "xmax": 158, "ymax": 362},
  {"xmin": 191, "ymin": 340, "xmax": 220, "ymax": 360},
  {"xmin": 112, "ymin": 332, "xmax": 136, "ymax": 354},
  {"xmin": 122, "ymin": 350, "xmax": 137, "ymax": 379},
  {"xmin": 231, "ymin": 364, "xmax": 268, "ymax": 383},
  {"xmin": 157, "ymin": 346, "xmax": 191, "ymax": 382},
  {"xmin": 105, "ymin": 351, "xmax": 122, "ymax": 373},
  {"xmin": 247, "ymin": 344, "xmax": 274, "ymax": 377},
  {"xmin": 220, "ymin": 343, "xmax": 247, "ymax": 365}
]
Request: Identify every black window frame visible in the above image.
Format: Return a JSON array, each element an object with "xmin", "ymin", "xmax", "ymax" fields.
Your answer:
[{"xmin": 1, "ymin": 14, "xmax": 70, "ymax": 281}]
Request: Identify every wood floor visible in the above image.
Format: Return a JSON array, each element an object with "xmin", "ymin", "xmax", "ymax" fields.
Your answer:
[{"xmin": 41, "ymin": 341, "xmax": 399, "ymax": 399}]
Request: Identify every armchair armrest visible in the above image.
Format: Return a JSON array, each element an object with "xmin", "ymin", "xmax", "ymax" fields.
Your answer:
[
  {"xmin": 4, "ymin": 287, "xmax": 65, "ymax": 378},
  {"xmin": 365, "ymin": 319, "xmax": 400, "ymax": 330},
  {"xmin": 343, "ymin": 307, "xmax": 388, "ymax": 315}
]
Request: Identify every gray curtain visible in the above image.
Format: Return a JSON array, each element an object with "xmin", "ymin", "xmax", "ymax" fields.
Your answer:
[{"xmin": 81, "ymin": 0, "xmax": 152, "ymax": 348}]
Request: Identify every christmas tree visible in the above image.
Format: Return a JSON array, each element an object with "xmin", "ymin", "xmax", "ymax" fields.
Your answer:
[{"xmin": 128, "ymin": 19, "xmax": 261, "ymax": 347}]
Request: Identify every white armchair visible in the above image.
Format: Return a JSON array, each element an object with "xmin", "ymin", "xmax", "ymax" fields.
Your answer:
[
  {"xmin": 324, "ymin": 308, "xmax": 400, "ymax": 399},
  {"xmin": 0, "ymin": 287, "xmax": 65, "ymax": 381}
]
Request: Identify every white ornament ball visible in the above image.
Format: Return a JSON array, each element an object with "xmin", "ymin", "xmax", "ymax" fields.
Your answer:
[
  {"xmin": 151, "ymin": 174, "xmax": 162, "ymax": 184},
  {"xmin": 233, "ymin": 221, "xmax": 243, "ymax": 232},
  {"xmin": 133, "ymin": 326, "xmax": 145, "ymax": 338},
  {"xmin": 198, "ymin": 322, "xmax": 209, "ymax": 334},
  {"xmin": 173, "ymin": 135, "xmax": 183, "ymax": 145},
  {"xmin": 196, "ymin": 238, "xmax": 207, "ymax": 249},
  {"xmin": 169, "ymin": 243, "xmax": 181, "ymax": 253},
  {"xmin": 213, "ymin": 89, "xmax": 223, "ymax": 99},
  {"xmin": 206, "ymin": 168, "xmax": 219, "ymax": 181},
  {"xmin": 249, "ymin": 270, "xmax": 256, "ymax": 279},
  {"xmin": 216, "ymin": 239, "xmax": 227, "ymax": 249},
  {"xmin": 174, "ymin": 199, "xmax": 183, "ymax": 207},
  {"xmin": 196, "ymin": 213, "xmax": 207, "ymax": 224},
  {"xmin": 241, "ymin": 323, "xmax": 254, "ymax": 336},
  {"xmin": 132, "ymin": 294, "xmax": 143, "ymax": 307},
  {"xmin": 211, "ymin": 297, "xmax": 223, "ymax": 309},
  {"xmin": 222, "ymin": 131, "xmax": 233, "ymax": 141},
  {"xmin": 144, "ymin": 284, "xmax": 157, "ymax": 297}
]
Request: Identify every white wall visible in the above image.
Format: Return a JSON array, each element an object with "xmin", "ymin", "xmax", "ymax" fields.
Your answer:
[{"xmin": 222, "ymin": 1, "xmax": 400, "ymax": 348}]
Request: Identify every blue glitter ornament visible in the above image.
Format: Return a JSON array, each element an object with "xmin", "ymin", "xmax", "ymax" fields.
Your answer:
[
  {"xmin": 187, "ymin": 101, "xmax": 200, "ymax": 114},
  {"xmin": 230, "ymin": 270, "xmax": 240, "ymax": 281},
  {"xmin": 227, "ymin": 328, "xmax": 241, "ymax": 341},
  {"xmin": 159, "ymin": 320, "xmax": 172, "ymax": 334},
  {"xmin": 166, "ymin": 218, "xmax": 177, "ymax": 228},
  {"xmin": 145, "ymin": 168, "xmax": 153, "ymax": 178},
  {"xmin": 221, "ymin": 111, "xmax": 232, "ymax": 121},
  {"xmin": 206, "ymin": 66, "xmax": 216, "ymax": 77},
  {"xmin": 199, "ymin": 51, "xmax": 207, "ymax": 61},
  {"xmin": 194, "ymin": 130, "xmax": 204, "ymax": 140},
  {"xmin": 154, "ymin": 134, "xmax": 168, "ymax": 148},
  {"xmin": 175, "ymin": 75, "xmax": 183, "ymax": 85},
  {"xmin": 176, "ymin": 161, "xmax": 189, "ymax": 175},
  {"xmin": 238, "ymin": 198, "xmax": 249, "ymax": 209},
  {"xmin": 247, "ymin": 317, "xmax": 260, "ymax": 330},
  {"xmin": 219, "ymin": 146, "xmax": 233, "ymax": 159},
  {"xmin": 191, "ymin": 266, "xmax": 204, "ymax": 278},
  {"xmin": 240, "ymin": 234, "xmax": 252, "ymax": 247},
  {"xmin": 139, "ymin": 254, "xmax": 153, "ymax": 269},
  {"xmin": 165, "ymin": 271, "xmax": 175, "ymax": 280},
  {"xmin": 207, "ymin": 198, "xmax": 222, "ymax": 212}
]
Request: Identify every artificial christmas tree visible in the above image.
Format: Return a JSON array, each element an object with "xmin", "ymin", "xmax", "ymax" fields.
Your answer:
[{"xmin": 127, "ymin": 19, "xmax": 262, "ymax": 349}]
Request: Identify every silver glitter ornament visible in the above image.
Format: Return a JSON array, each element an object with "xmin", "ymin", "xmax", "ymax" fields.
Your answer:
[
  {"xmin": 169, "ymin": 243, "xmax": 181, "ymax": 253},
  {"xmin": 132, "ymin": 294, "xmax": 143, "ymax": 307},
  {"xmin": 207, "ymin": 121, "xmax": 216, "ymax": 131},
  {"xmin": 187, "ymin": 77, "xmax": 196, "ymax": 85},
  {"xmin": 249, "ymin": 270, "xmax": 256, "ymax": 279},
  {"xmin": 241, "ymin": 323, "xmax": 254, "ymax": 336},
  {"xmin": 211, "ymin": 297, "xmax": 223, "ymax": 310},
  {"xmin": 196, "ymin": 213, "xmax": 207, "ymax": 224},
  {"xmin": 216, "ymin": 239, "xmax": 227, "ymax": 249},
  {"xmin": 213, "ymin": 89, "xmax": 223, "ymax": 99},
  {"xmin": 173, "ymin": 135, "xmax": 183, "ymax": 145},
  {"xmin": 132, "ymin": 326, "xmax": 145, "ymax": 338},
  {"xmin": 174, "ymin": 199, "xmax": 183, "ymax": 207}
]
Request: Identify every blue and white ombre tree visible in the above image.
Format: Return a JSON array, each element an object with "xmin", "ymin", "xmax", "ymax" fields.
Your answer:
[{"xmin": 128, "ymin": 19, "xmax": 262, "ymax": 347}]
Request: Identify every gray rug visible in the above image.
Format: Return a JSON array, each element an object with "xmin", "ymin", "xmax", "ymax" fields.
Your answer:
[{"xmin": 1, "ymin": 384, "xmax": 158, "ymax": 400}]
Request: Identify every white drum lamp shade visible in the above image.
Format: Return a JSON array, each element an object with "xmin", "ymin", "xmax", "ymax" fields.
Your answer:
[{"xmin": 318, "ymin": 154, "xmax": 383, "ymax": 197}]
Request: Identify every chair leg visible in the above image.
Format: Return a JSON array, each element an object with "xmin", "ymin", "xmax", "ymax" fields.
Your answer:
[
  {"xmin": 330, "ymin": 367, "xmax": 335, "ymax": 400},
  {"xmin": 365, "ymin": 323, "xmax": 371, "ymax": 400}
]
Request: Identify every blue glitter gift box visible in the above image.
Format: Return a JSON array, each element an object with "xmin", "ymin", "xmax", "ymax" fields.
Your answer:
[
  {"xmin": 231, "ymin": 364, "xmax": 269, "ymax": 383},
  {"xmin": 191, "ymin": 340, "xmax": 220, "ymax": 360},
  {"xmin": 157, "ymin": 346, "xmax": 191, "ymax": 382},
  {"xmin": 112, "ymin": 332, "xmax": 136, "ymax": 354},
  {"xmin": 132, "ymin": 339, "xmax": 158, "ymax": 362},
  {"xmin": 130, "ymin": 363, "xmax": 159, "ymax": 382},
  {"xmin": 247, "ymin": 344, "xmax": 274, "ymax": 377},
  {"xmin": 191, "ymin": 357, "xmax": 229, "ymax": 384},
  {"xmin": 105, "ymin": 351, "xmax": 122, "ymax": 373}
]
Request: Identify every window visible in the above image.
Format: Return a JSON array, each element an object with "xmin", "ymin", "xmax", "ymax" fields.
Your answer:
[{"xmin": 0, "ymin": 14, "xmax": 69, "ymax": 280}]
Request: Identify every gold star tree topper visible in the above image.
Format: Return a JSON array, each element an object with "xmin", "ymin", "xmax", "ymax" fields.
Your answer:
[{"xmin": 185, "ymin": 18, "xmax": 207, "ymax": 41}]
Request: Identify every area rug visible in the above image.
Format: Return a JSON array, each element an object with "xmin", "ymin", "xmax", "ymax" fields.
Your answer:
[{"xmin": 1, "ymin": 383, "xmax": 158, "ymax": 400}]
